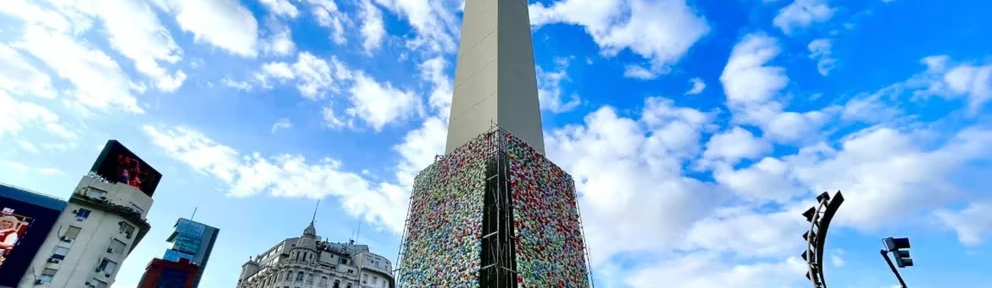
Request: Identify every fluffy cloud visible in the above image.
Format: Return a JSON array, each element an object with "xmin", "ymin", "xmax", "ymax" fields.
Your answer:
[
  {"xmin": 258, "ymin": 0, "xmax": 300, "ymax": 18},
  {"xmin": 537, "ymin": 58, "xmax": 582, "ymax": 113},
  {"xmin": 0, "ymin": 91, "xmax": 74, "ymax": 139},
  {"xmin": 0, "ymin": 43, "xmax": 56, "ymax": 99},
  {"xmin": 255, "ymin": 52, "xmax": 352, "ymax": 99},
  {"xmin": 359, "ymin": 0, "xmax": 386, "ymax": 54},
  {"xmin": 530, "ymin": 0, "xmax": 710, "ymax": 79},
  {"xmin": 773, "ymin": 0, "xmax": 835, "ymax": 35},
  {"xmin": 306, "ymin": 0, "xmax": 349, "ymax": 44},
  {"xmin": 345, "ymin": 72, "xmax": 421, "ymax": 131},
  {"xmin": 372, "ymin": 0, "xmax": 462, "ymax": 53},
  {"xmin": 808, "ymin": 38, "xmax": 836, "ymax": 76},
  {"xmin": 162, "ymin": 0, "xmax": 259, "ymax": 57},
  {"xmin": 17, "ymin": 25, "xmax": 145, "ymax": 114},
  {"xmin": 686, "ymin": 78, "xmax": 706, "ymax": 95}
]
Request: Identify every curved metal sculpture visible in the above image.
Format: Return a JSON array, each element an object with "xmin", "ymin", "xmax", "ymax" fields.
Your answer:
[{"xmin": 801, "ymin": 191, "xmax": 845, "ymax": 288}]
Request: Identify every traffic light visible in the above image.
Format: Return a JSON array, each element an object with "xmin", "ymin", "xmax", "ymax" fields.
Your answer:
[{"xmin": 884, "ymin": 237, "xmax": 913, "ymax": 268}]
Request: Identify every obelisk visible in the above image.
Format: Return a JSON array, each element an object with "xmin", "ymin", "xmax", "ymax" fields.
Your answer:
[
  {"xmin": 396, "ymin": 0, "xmax": 591, "ymax": 287},
  {"xmin": 445, "ymin": 0, "xmax": 545, "ymax": 154}
]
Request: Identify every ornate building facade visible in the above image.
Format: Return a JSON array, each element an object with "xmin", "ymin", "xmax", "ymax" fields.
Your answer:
[{"xmin": 236, "ymin": 221, "xmax": 394, "ymax": 288}]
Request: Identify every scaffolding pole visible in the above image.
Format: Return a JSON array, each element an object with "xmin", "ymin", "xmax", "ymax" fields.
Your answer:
[{"xmin": 573, "ymin": 189, "xmax": 596, "ymax": 288}]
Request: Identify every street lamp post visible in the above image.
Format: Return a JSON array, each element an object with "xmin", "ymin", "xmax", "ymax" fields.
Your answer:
[
  {"xmin": 880, "ymin": 237, "xmax": 913, "ymax": 288},
  {"xmin": 801, "ymin": 191, "xmax": 845, "ymax": 288}
]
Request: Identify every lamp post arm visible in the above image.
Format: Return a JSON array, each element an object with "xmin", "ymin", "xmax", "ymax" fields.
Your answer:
[{"xmin": 880, "ymin": 250, "xmax": 908, "ymax": 288}]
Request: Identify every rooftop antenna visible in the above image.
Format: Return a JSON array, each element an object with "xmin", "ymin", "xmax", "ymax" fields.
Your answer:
[
  {"xmin": 311, "ymin": 199, "xmax": 320, "ymax": 225},
  {"xmin": 190, "ymin": 207, "xmax": 198, "ymax": 221},
  {"xmin": 355, "ymin": 217, "xmax": 362, "ymax": 244}
]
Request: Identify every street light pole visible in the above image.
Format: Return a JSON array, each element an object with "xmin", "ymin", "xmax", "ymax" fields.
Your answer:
[{"xmin": 880, "ymin": 250, "xmax": 908, "ymax": 288}]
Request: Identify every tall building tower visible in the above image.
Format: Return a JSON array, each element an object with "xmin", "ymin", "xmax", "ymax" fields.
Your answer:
[
  {"xmin": 136, "ymin": 258, "xmax": 199, "ymax": 288},
  {"xmin": 163, "ymin": 217, "xmax": 219, "ymax": 288},
  {"xmin": 395, "ymin": 0, "xmax": 593, "ymax": 287},
  {"xmin": 17, "ymin": 140, "xmax": 162, "ymax": 288}
]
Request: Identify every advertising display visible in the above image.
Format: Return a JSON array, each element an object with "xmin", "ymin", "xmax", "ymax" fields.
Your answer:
[
  {"xmin": 0, "ymin": 185, "xmax": 64, "ymax": 287},
  {"xmin": 0, "ymin": 209, "xmax": 32, "ymax": 271},
  {"xmin": 90, "ymin": 140, "xmax": 163, "ymax": 197}
]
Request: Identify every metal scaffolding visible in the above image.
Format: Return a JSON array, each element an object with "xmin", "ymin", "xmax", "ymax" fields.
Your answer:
[{"xmin": 479, "ymin": 127, "xmax": 518, "ymax": 288}]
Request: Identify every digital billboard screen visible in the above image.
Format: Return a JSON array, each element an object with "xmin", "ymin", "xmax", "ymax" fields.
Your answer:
[
  {"xmin": 0, "ymin": 185, "xmax": 64, "ymax": 287},
  {"xmin": 90, "ymin": 140, "xmax": 163, "ymax": 197}
]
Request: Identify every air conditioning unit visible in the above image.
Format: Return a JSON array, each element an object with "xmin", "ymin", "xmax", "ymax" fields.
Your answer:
[
  {"xmin": 106, "ymin": 248, "xmax": 113, "ymax": 253},
  {"xmin": 60, "ymin": 236, "xmax": 73, "ymax": 243},
  {"xmin": 34, "ymin": 279, "xmax": 43, "ymax": 285}
]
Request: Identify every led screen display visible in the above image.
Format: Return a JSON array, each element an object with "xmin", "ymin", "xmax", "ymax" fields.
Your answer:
[
  {"xmin": 90, "ymin": 140, "xmax": 163, "ymax": 197},
  {"xmin": 0, "ymin": 186, "xmax": 63, "ymax": 287}
]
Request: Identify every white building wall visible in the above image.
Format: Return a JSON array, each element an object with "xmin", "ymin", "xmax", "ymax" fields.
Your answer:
[{"xmin": 16, "ymin": 176, "xmax": 153, "ymax": 288}]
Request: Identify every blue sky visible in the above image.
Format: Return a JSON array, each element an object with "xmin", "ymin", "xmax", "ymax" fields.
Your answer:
[{"xmin": 1, "ymin": 0, "xmax": 991, "ymax": 287}]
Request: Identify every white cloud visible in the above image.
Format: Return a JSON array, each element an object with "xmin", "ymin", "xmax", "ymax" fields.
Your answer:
[
  {"xmin": 142, "ymin": 125, "xmax": 411, "ymax": 232},
  {"xmin": 624, "ymin": 255, "xmax": 807, "ymax": 288},
  {"xmin": 530, "ymin": 0, "xmax": 710, "ymax": 79},
  {"xmin": 359, "ymin": 0, "xmax": 386, "ymax": 54},
  {"xmin": 16, "ymin": 25, "xmax": 144, "ymax": 114},
  {"xmin": 255, "ymin": 52, "xmax": 352, "ymax": 100},
  {"xmin": 372, "ymin": 0, "xmax": 462, "ymax": 53},
  {"xmin": 260, "ymin": 21, "xmax": 297, "ymax": 57},
  {"xmin": 162, "ymin": 0, "xmax": 259, "ymax": 57},
  {"xmin": 0, "ymin": 43, "xmax": 56, "ymax": 98},
  {"xmin": 721, "ymin": 33, "xmax": 788, "ymax": 106},
  {"xmin": 345, "ymin": 72, "xmax": 420, "ymax": 131},
  {"xmin": 546, "ymin": 98, "xmax": 718, "ymax": 263},
  {"xmin": 0, "ymin": 0, "xmax": 93, "ymax": 35},
  {"xmin": 0, "ymin": 161, "xmax": 30, "ymax": 171},
  {"xmin": 831, "ymin": 253, "xmax": 845, "ymax": 267},
  {"xmin": 88, "ymin": 0, "xmax": 187, "ymax": 92},
  {"xmin": 307, "ymin": 0, "xmax": 349, "ymax": 45},
  {"xmin": 883, "ymin": 55, "xmax": 992, "ymax": 116},
  {"xmin": 222, "ymin": 76, "xmax": 253, "ymax": 91},
  {"xmin": 537, "ymin": 58, "xmax": 582, "ymax": 113},
  {"xmin": 686, "ymin": 77, "xmax": 705, "ymax": 95},
  {"xmin": 271, "ymin": 118, "xmax": 293, "ymax": 133},
  {"xmin": 702, "ymin": 127, "xmax": 770, "ymax": 165},
  {"xmin": 258, "ymin": 0, "xmax": 300, "ymax": 18},
  {"xmin": 942, "ymin": 63, "xmax": 992, "ymax": 113},
  {"xmin": 773, "ymin": 0, "xmax": 835, "ymax": 35},
  {"xmin": 37, "ymin": 168, "xmax": 64, "ymax": 175},
  {"xmin": 0, "ymin": 91, "xmax": 74, "ymax": 139},
  {"xmin": 17, "ymin": 140, "xmax": 40, "ymax": 153},
  {"xmin": 936, "ymin": 201, "xmax": 992, "ymax": 246},
  {"xmin": 808, "ymin": 38, "xmax": 836, "ymax": 76}
]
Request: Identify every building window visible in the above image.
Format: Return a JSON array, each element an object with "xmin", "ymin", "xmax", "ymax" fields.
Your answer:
[
  {"xmin": 62, "ymin": 225, "xmax": 81, "ymax": 241},
  {"xmin": 372, "ymin": 276, "xmax": 378, "ymax": 284},
  {"xmin": 306, "ymin": 273, "xmax": 313, "ymax": 284},
  {"xmin": 75, "ymin": 208, "xmax": 91, "ymax": 220},
  {"xmin": 285, "ymin": 270, "xmax": 293, "ymax": 280},
  {"xmin": 108, "ymin": 239, "xmax": 127, "ymax": 254},
  {"xmin": 363, "ymin": 274, "xmax": 368, "ymax": 283},
  {"xmin": 90, "ymin": 279, "xmax": 108, "ymax": 288},
  {"xmin": 38, "ymin": 268, "xmax": 56, "ymax": 283},
  {"xmin": 118, "ymin": 222, "xmax": 135, "ymax": 239},
  {"xmin": 295, "ymin": 271, "xmax": 304, "ymax": 281},
  {"xmin": 347, "ymin": 269, "xmax": 354, "ymax": 274},
  {"xmin": 97, "ymin": 258, "xmax": 118, "ymax": 275},
  {"xmin": 51, "ymin": 246, "xmax": 69, "ymax": 260},
  {"xmin": 319, "ymin": 276, "xmax": 328, "ymax": 287},
  {"xmin": 346, "ymin": 283, "xmax": 352, "ymax": 288},
  {"xmin": 333, "ymin": 280, "xmax": 340, "ymax": 288}
]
